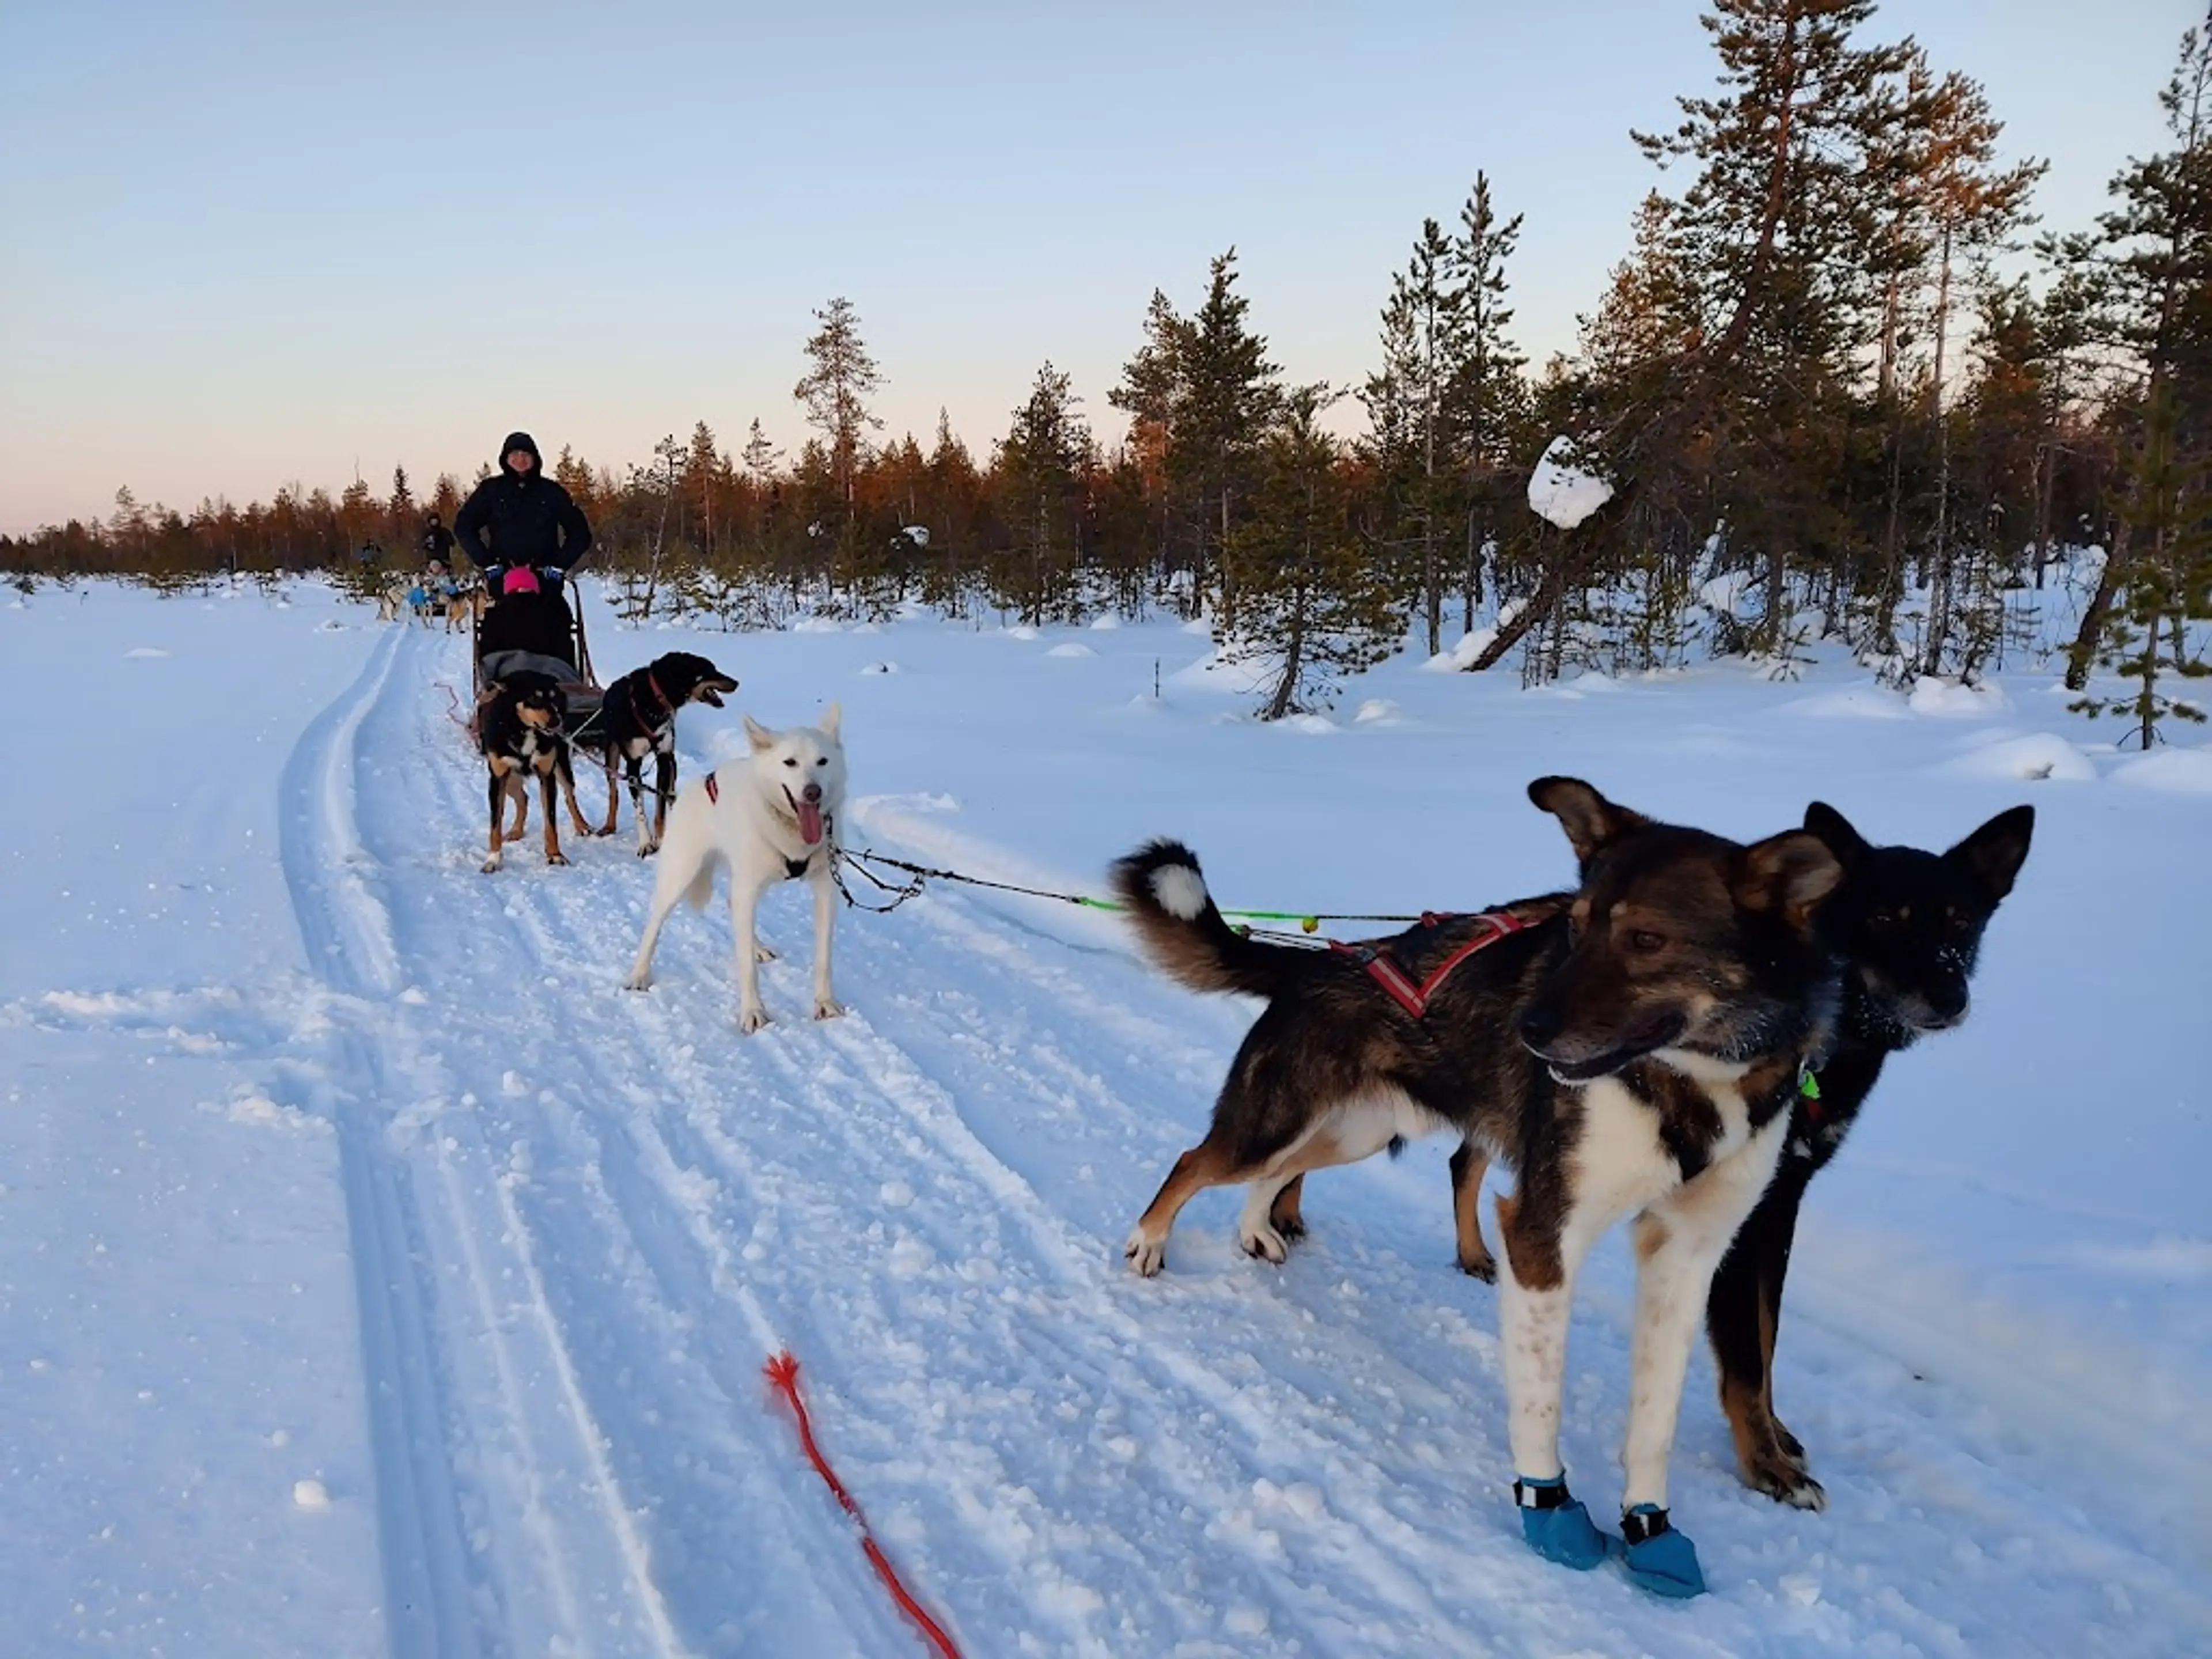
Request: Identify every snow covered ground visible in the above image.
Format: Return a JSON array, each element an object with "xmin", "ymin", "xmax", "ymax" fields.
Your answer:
[{"xmin": 2, "ymin": 576, "xmax": 2207, "ymax": 1658}]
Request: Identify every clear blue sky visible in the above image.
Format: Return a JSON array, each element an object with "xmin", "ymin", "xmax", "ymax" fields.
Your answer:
[{"xmin": 0, "ymin": 0, "xmax": 2199, "ymax": 534}]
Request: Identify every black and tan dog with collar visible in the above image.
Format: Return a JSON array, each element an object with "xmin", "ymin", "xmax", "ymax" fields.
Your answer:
[
  {"xmin": 570, "ymin": 652, "xmax": 738, "ymax": 855},
  {"xmin": 476, "ymin": 669, "xmax": 594, "ymax": 873}
]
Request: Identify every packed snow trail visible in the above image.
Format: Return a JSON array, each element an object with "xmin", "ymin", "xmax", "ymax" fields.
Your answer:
[{"xmin": 277, "ymin": 624, "xmax": 2208, "ymax": 1658}]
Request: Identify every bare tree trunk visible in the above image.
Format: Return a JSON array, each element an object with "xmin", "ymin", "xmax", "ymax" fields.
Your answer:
[
  {"xmin": 1466, "ymin": 536, "xmax": 1597, "ymax": 672},
  {"xmin": 1922, "ymin": 225, "xmax": 1958, "ymax": 677},
  {"xmin": 1463, "ymin": 509, "xmax": 1479, "ymax": 634},
  {"xmin": 2063, "ymin": 517, "xmax": 2130, "ymax": 691}
]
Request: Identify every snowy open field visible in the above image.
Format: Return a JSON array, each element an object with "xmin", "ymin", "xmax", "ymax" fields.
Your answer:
[{"xmin": 2, "ymin": 575, "xmax": 2207, "ymax": 1658}]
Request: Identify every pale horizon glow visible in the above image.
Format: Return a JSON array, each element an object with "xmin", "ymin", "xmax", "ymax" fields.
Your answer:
[{"xmin": 1, "ymin": 0, "xmax": 2198, "ymax": 536}]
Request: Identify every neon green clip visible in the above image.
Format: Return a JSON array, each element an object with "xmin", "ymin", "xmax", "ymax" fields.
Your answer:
[{"xmin": 1797, "ymin": 1065, "xmax": 1821, "ymax": 1101}]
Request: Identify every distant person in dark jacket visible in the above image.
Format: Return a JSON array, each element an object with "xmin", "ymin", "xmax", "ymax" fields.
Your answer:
[
  {"xmin": 421, "ymin": 512, "xmax": 457, "ymax": 569},
  {"xmin": 452, "ymin": 431, "xmax": 593, "ymax": 589}
]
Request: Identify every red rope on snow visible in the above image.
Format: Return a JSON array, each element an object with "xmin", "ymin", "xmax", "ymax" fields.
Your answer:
[
  {"xmin": 763, "ymin": 1351, "xmax": 964, "ymax": 1659},
  {"xmin": 434, "ymin": 679, "xmax": 473, "ymax": 730}
]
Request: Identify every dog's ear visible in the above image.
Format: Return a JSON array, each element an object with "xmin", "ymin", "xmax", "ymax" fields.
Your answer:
[
  {"xmin": 478, "ymin": 681, "xmax": 504, "ymax": 706},
  {"xmin": 819, "ymin": 700, "xmax": 842, "ymax": 739},
  {"xmin": 744, "ymin": 714, "xmax": 775, "ymax": 752},
  {"xmin": 1947, "ymin": 804, "xmax": 2033, "ymax": 900},
  {"xmin": 1735, "ymin": 830, "xmax": 1843, "ymax": 929},
  {"xmin": 1801, "ymin": 801, "xmax": 1872, "ymax": 869},
  {"xmin": 1528, "ymin": 777, "xmax": 1652, "ymax": 870}
]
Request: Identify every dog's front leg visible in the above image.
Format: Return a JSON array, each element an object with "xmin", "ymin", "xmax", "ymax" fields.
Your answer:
[
  {"xmin": 555, "ymin": 745, "xmax": 593, "ymax": 842},
  {"xmin": 731, "ymin": 875, "xmax": 771, "ymax": 1032},
  {"xmin": 597, "ymin": 753, "xmax": 620, "ymax": 838},
  {"xmin": 645, "ymin": 751, "xmax": 675, "ymax": 857},
  {"xmin": 808, "ymin": 865, "xmax": 843, "ymax": 1020},
  {"xmin": 482, "ymin": 763, "xmax": 507, "ymax": 873},
  {"xmin": 1707, "ymin": 1158, "xmax": 1824, "ymax": 1509},
  {"xmin": 1622, "ymin": 1114, "xmax": 1789, "ymax": 1518},
  {"xmin": 537, "ymin": 763, "xmax": 568, "ymax": 866}
]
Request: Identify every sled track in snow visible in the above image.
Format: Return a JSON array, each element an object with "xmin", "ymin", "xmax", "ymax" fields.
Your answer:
[
  {"xmin": 278, "ymin": 626, "xmax": 488, "ymax": 1658},
  {"xmin": 278, "ymin": 624, "xmax": 2212, "ymax": 1659}
]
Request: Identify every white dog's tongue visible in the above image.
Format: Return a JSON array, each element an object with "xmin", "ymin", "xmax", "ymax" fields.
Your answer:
[{"xmin": 797, "ymin": 798, "xmax": 824, "ymax": 844}]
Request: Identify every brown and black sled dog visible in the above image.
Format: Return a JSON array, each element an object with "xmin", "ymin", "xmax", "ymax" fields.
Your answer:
[{"xmin": 1112, "ymin": 778, "xmax": 1844, "ymax": 1591}]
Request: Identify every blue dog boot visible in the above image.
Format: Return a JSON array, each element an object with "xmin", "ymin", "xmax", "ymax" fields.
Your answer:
[
  {"xmin": 1513, "ymin": 1475, "xmax": 1614, "ymax": 1571},
  {"xmin": 1620, "ymin": 1505, "xmax": 1706, "ymax": 1598}
]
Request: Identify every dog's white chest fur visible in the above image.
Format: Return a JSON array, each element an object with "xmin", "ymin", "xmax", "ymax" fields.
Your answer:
[{"xmin": 1568, "ymin": 1050, "xmax": 1759, "ymax": 1218}]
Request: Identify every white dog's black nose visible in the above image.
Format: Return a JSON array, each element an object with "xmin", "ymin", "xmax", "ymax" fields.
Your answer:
[{"xmin": 802, "ymin": 783, "xmax": 823, "ymax": 803}]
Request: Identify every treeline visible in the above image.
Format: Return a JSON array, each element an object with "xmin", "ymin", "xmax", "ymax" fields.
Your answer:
[{"xmin": 8, "ymin": 2, "xmax": 2207, "ymax": 738}]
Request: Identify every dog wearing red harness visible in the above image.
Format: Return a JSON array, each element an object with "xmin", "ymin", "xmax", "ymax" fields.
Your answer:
[
  {"xmin": 1112, "ymin": 778, "xmax": 1847, "ymax": 1598},
  {"xmin": 624, "ymin": 703, "xmax": 846, "ymax": 1033}
]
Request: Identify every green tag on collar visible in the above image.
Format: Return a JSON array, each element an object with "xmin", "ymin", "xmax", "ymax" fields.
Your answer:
[{"xmin": 1797, "ymin": 1064, "xmax": 1821, "ymax": 1101}]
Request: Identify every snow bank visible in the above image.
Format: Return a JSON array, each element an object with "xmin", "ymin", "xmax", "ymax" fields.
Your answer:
[
  {"xmin": 1944, "ymin": 733, "xmax": 2099, "ymax": 783},
  {"xmin": 2112, "ymin": 745, "xmax": 2212, "ymax": 796},
  {"xmin": 1527, "ymin": 435, "xmax": 1613, "ymax": 530},
  {"xmin": 1908, "ymin": 675, "xmax": 2012, "ymax": 718}
]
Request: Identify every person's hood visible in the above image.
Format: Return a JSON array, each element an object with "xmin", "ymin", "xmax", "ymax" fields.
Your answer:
[{"xmin": 499, "ymin": 431, "xmax": 543, "ymax": 478}]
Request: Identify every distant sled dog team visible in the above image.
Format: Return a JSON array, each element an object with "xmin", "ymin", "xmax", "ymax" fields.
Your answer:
[{"xmin": 445, "ymin": 423, "xmax": 2035, "ymax": 1602}]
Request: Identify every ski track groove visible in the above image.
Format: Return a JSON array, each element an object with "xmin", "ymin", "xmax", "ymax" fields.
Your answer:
[{"xmin": 274, "ymin": 624, "xmax": 2211, "ymax": 1659}]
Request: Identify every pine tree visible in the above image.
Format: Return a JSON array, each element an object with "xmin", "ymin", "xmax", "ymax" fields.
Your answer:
[
  {"xmin": 2057, "ymin": 22, "xmax": 2212, "ymax": 692},
  {"xmin": 2070, "ymin": 378, "xmax": 2212, "ymax": 745},
  {"xmin": 388, "ymin": 464, "xmax": 415, "ymax": 548},
  {"xmin": 794, "ymin": 296, "xmax": 884, "ymax": 514},
  {"xmin": 1221, "ymin": 385, "xmax": 1400, "ymax": 720},
  {"xmin": 993, "ymin": 362, "xmax": 1092, "ymax": 624},
  {"xmin": 1631, "ymin": 0, "xmax": 1914, "ymax": 651},
  {"xmin": 1175, "ymin": 250, "xmax": 1281, "ymax": 627},
  {"xmin": 1445, "ymin": 172, "xmax": 1531, "ymax": 632},
  {"xmin": 1362, "ymin": 217, "xmax": 1460, "ymax": 654},
  {"xmin": 1111, "ymin": 288, "xmax": 1194, "ymax": 607}
]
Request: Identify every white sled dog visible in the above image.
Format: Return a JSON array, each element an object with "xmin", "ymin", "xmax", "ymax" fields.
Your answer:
[{"xmin": 625, "ymin": 703, "xmax": 847, "ymax": 1033}]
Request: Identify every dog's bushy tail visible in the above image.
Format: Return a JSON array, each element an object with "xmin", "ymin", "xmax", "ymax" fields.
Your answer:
[
  {"xmin": 682, "ymin": 853, "xmax": 721, "ymax": 912},
  {"xmin": 1109, "ymin": 839, "xmax": 1306, "ymax": 1000}
]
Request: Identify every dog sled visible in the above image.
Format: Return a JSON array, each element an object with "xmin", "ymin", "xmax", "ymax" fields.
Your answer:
[{"xmin": 471, "ymin": 576, "xmax": 603, "ymax": 732}]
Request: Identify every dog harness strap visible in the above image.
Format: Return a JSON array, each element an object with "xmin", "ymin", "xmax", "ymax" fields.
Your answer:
[
  {"xmin": 644, "ymin": 671, "xmax": 672, "ymax": 720},
  {"xmin": 704, "ymin": 774, "xmax": 719, "ymax": 805},
  {"xmin": 1332, "ymin": 911, "xmax": 1528, "ymax": 1018},
  {"xmin": 1621, "ymin": 1506, "xmax": 1673, "ymax": 1544}
]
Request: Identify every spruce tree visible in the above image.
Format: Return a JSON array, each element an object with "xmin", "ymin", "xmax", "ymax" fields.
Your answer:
[
  {"xmin": 1221, "ymin": 386, "xmax": 1400, "ymax": 720},
  {"xmin": 993, "ymin": 362, "xmax": 1092, "ymax": 625},
  {"xmin": 794, "ymin": 297, "xmax": 884, "ymax": 515},
  {"xmin": 1175, "ymin": 250, "xmax": 1281, "ymax": 627}
]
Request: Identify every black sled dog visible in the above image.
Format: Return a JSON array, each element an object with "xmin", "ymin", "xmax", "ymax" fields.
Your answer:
[
  {"xmin": 570, "ymin": 651, "xmax": 738, "ymax": 855},
  {"xmin": 1702, "ymin": 800, "xmax": 2033, "ymax": 1508},
  {"xmin": 1112, "ymin": 779, "xmax": 1845, "ymax": 1597}
]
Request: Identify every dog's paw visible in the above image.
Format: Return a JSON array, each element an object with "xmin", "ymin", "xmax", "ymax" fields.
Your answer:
[
  {"xmin": 812, "ymin": 997, "xmax": 845, "ymax": 1021},
  {"xmin": 623, "ymin": 969, "xmax": 652, "ymax": 991},
  {"xmin": 635, "ymin": 842, "xmax": 658, "ymax": 859},
  {"xmin": 1123, "ymin": 1228, "xmax": 1168, "ymax": 1277},
  {"xmin": 1457, "ymin": 1249, "xmax": 1498, "ymax": 1283},
  {"xmin": 546, "ymin": 851, "xmax": 570, "ymax": 868},
  {"xmin": 753, "ymin": 943, "xmax": 779, "ymax": 963},
  {"xmin": 480, "ymin": 855, "xmax": 503, "ymax": 874},
  {"xmin": 1238, "ymin": 1221, "xmax": 1290, "ymax": 1265},
  {"xmin": 1740, "ymin": 1441, "xmax": 1827, "ymax": 1510},
  {"xmin": 738, "ymin": 1006, "xmax": 771, "ymax": 1035}
]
